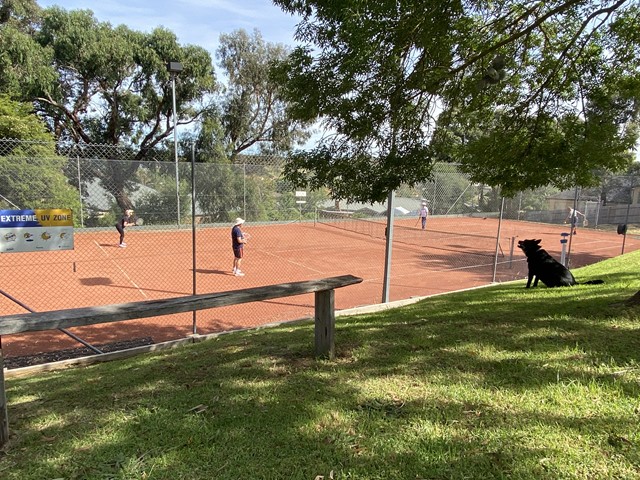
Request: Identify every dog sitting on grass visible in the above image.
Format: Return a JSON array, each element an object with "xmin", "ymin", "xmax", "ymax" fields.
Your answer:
[{"xmin": 517, "ymin": 239, "xmax": 604, "ymax": 288}]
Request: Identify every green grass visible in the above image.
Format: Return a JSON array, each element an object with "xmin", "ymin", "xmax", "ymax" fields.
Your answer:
[{"xmin": 2, "ymin": 252, "xmax": 640, "ymax": 479}]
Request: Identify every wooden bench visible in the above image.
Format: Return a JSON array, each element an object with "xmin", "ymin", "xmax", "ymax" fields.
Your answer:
[{"xmin": 0, "ymin": 274, "xmax": 362, "ymax": 447}]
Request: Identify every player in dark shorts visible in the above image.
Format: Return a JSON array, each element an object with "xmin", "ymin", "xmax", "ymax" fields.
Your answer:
[
  {"xmin": 115, "ymin": 209, "xmax": 135, "ymax": 247},
  {"xmin": 231, "ymin": 217, "xmax": 247, "ymax": 276}
]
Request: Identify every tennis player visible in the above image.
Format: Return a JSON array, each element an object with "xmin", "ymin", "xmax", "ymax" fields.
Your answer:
[
  {"xmin": 115, "ymin": 209, "xmax": 136, "ymax": 247},
  {"xmin": 564, "ymin": 207, "xmax": 585, "ymax": 235},
  {"xmin": 418, "ymin": 202, "xmax": 429, "ymax": 230},
  {"xmin": 231, "ymin": 217, "xmax": 247, "ymax": 276}
]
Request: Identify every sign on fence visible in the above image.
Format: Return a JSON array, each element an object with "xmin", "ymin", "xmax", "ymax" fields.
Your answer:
[
  {"xmin": 295, "ymin": 190, "xmax": 307, "ymax": 205},
  {"xmin": 0, "ymin": 209, "xmax": 74, "ymax": 253}
]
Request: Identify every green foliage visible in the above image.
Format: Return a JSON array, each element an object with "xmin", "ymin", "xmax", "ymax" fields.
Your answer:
[
  {"xmin": 0, "ymin": 1, "xmax": 53, "ymax": 98},
  {"xmin": 0, "ymin": 0, "xmax": 41, "ymax": 28},
  {"xmin": 134, "ymin": 175, "xmax": 190, "ymax": 224},
  {"xmin": 506, "ymin": 186, "xmax": 562, "ymax": 213},
  {"xmin": 0, "ymin": 96, "xmax": 80, "ymax": 213},
  {"xmin": 274, "ymin": 0, "xmax": 640, "ymax": 202},
  {"xmin": 452, "ymin": 110, "xmax": 633, "ymax": 197},
  {"xmin": 283, "ymin": 144, "xmax": 436, "ymax": 204}
]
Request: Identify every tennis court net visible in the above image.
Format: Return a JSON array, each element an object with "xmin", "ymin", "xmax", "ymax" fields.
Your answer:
[{"xmin": 316, "ymin": 209, "xmax": 504, "ymax": 257}]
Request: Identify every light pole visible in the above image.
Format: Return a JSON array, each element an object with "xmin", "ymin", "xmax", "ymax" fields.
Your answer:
[{"xmin": 166, "ymin": 61, "xmax": 183, "ymax": 225}]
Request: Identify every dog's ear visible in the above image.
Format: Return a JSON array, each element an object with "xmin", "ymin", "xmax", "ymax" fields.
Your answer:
[{"xmin": 535, "ymin": 239, "xmax": 541, "ymax": 244}]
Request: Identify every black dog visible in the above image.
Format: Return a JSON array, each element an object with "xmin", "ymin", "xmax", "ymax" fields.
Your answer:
[{"xmin": 517, "ymin": 239, "xmax": 604, "ymax": 288}]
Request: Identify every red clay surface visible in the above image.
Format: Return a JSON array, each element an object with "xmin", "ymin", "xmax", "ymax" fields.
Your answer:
[{"xmin": 1, "ymin": 217, "xmax": 637, "ymax": 359}]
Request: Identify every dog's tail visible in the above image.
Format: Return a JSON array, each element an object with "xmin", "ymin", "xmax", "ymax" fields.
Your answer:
[{"xmin": 579, "ymin": 279, "xmax": 604, "ymax": 285}]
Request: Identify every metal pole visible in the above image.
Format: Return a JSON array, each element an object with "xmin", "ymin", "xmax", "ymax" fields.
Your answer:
[
  {"xmin": 431, "ymin": 173, "xmax": 437, "ymax": 212},
  {"xmin": 76, "ymin": 155, "xmax": 84, "ymax": 227},
  {"xmin": 172, "ymin": 74, "xmax": 180, "ymax": 225},
  {"xmin": 621, "ymin": 202, "xmax": 631, "ymax": 255},
  {"xmin": 382, "ymin": 190, "xmax": 395, "ymax": 303},
  {"xmin": 508, "ymin": 236, "xmax": 515, "ymax": 269},
  {"xmin": 191, "ymin": 142, "xmax": 197, "ymax": 335},
  {"xmin": 0, "ymin": 289, "xmax": 103, "ymax": 354},
  {"xmin": 560, "ymin": 233, "xmax": 569, "ymax": 266},
  {"xmin": 566, "ymin": 186, "xmax": 579, "ymax": 267},
  {"xmin": 518, "ymin": 192, "xmax": 522, "ymax": 221},
  {"xmin": 492, "ymin": 197, "xmax": 505, "ymax": 283},
  {"xmin": 1, "ymin": 343, "xmax": 8, "ymax": 447}
]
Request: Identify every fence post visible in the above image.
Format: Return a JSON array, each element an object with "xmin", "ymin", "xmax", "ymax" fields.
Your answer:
[
  {"xmin": 382, "ymin": 190, "xmax": 395, "ymax": 303},
  {"xmin": 621, "ymin": 203, "xmax": 631, "ymax": 255},
  {"xmin": 492, "ymin": 197, "xmax": 505, "ymax": 282},
  {"xmin": 0, "ymin": 341, "xmax": 8, "ymax": 447},
  {"xmin": 560, "ymin": 232, "xmax": 569, "ymax": 266},
  {"xmin": 76, "ymin": 156, "xmax": 85, "ymax": 227},
  {"xmin": 509, "ymin": 236, "xmax": 516, "ymax": 268},
  {"xmin": 315, "ymin": 289, "xmax": 335, "ymax": 359}
]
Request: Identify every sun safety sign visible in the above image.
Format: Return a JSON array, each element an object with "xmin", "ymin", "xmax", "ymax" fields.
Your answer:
[{"xmin": 0, "ymin": 209, "xmax": 74, "ymax": 253}]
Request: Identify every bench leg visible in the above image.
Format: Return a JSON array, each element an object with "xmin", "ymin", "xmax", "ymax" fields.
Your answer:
[{"xmin": 315, "ymin": 289, "xmax": 335, "ymax": 359}]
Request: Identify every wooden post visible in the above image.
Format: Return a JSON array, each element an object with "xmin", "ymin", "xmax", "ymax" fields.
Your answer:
[
  {"xmin": 0, "ymin": 342, "xmax": 9, "ymax": 448},
  {"xmin": 314, "ymin": 289, "xmax": 335, "ymax": 359}
]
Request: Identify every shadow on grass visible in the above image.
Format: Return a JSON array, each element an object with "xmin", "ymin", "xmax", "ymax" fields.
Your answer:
[{"xmin": 4, "ymin": 266, "xmax": 640, "ymax": 479}]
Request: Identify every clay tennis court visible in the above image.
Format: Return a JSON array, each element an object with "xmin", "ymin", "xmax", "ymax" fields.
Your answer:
[{"xmin": 1, "ymin": 217, "xmax": 637, "ymax": 360}]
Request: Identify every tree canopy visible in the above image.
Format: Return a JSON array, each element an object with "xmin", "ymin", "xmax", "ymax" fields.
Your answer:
[
  {"xmin": 1, "ymin": 4, "xmax": 218, "ymax": 210},
  {"xmin": 32, "ymin": 7, "xmax": 217, "ymax": 152},
  {"xmin": 214, "ymin": 28, "xmax": 312, "ymax": 158},
  {"xmin": 274, "ymin": 0, "xmax": 640, "ymax": 202}
]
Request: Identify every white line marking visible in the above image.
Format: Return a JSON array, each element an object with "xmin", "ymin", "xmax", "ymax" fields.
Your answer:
[
  {"xmin": 94, "ymin": 241, "xmax": 147, "ymax": 298},
  {"xmin": 257, "ymin": 248, "xmax": 325, "ymax": 274}
]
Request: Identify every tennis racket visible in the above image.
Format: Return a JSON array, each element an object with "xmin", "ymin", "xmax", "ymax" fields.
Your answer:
[
  {"xmin": 134, "ymin": 217, "xmax": 144, "ymax": 226},
  {"xmin": 243, "ymin": 232, "xmax": 251, "ymax": 241},
  {"xmin": 583, "ymin": 218, "xmax": 589, "ymax": 227}
]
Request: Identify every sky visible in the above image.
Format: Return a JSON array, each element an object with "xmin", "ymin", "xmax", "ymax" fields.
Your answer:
[{"xmin": 37, "ymin": 0, "xmax": 304, "ymax": 55}]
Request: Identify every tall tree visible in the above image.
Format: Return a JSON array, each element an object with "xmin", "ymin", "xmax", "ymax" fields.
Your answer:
[
  {"xmin": 273, "ymin": 0, "xmax": 640, "ymax": 202},
  {"xmin": 216, "ymin": 28, "xmax": 312, "ymax": 158},
  {"xmin": 15, "ymin": 6, "xmax": 219, "ymax": 211}
]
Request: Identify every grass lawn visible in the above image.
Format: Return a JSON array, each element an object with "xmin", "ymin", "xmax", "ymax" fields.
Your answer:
[{"xmin": 1, "ymin": 251, "xmax": 639, "ymax": 479}]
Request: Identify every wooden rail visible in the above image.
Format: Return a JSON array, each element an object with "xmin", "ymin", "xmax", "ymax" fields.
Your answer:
[{"xmin": 0, "ymin": 274, "xmax": 363, "ymax": 447}]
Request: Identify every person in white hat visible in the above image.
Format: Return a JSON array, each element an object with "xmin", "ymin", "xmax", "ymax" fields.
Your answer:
[
  {"xmin": 231, "ymin": 217, "xmax": 247, "ymax": 276},
  {"xmin": 418, "ymin": 202, "xmax": 429, "ymax": 230}
]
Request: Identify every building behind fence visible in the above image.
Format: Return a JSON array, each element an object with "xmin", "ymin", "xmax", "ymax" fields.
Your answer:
[{"xmin": 1, "ymin": 139, "xmax": 638, "ymax": 363}]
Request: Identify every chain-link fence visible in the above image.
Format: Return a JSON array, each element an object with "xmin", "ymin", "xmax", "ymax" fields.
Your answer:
[{"xmin": 1, "ymin": 139, "xmax": 639, "ymax": 364}]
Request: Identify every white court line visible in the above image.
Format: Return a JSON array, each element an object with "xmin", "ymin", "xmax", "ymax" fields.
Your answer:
[
  {"xmin": 94, "ymin": 241, "xmax": 147, "ymax": 298},
  {"xmin": 257, "ymin": 248, "xmax": 325, "ymax": 274}
]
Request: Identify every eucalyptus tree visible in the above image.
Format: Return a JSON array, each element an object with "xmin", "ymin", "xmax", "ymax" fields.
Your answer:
[
  {"xmin": 25, "ymin": 6, "xmax": 217, "ymax": 211},
  {"xmin": 273, "ymin": 0, "xmax": 640, "ymax": 203},
  {"xmin": 189, "ymin": 29, "xmax": 313, "ymax": 221},
  {"xmin": 216, "ymin": 28, "xmax": 312, "ymax": 158}
]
